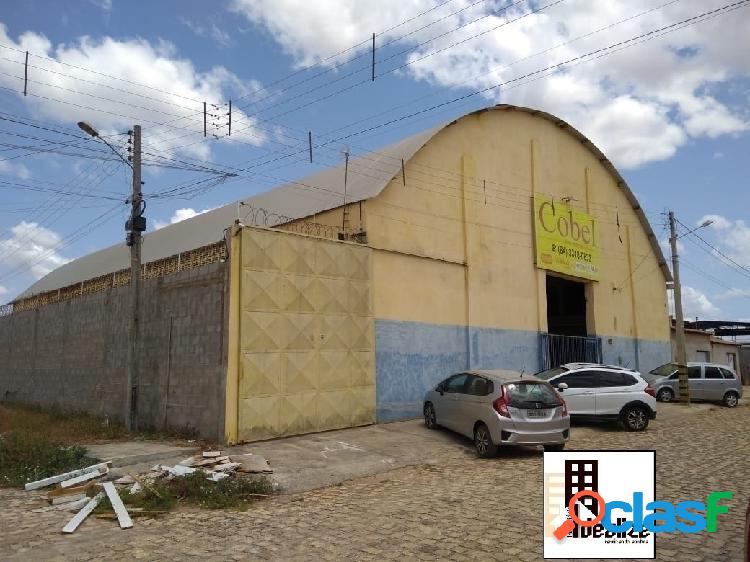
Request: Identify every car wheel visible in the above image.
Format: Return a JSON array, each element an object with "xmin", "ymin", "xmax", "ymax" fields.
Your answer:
[
  {"xmin": 423, "ymin": 403, "xmax": 438, "ymax": 429},
  {"xmin": 621, "ymin": 405, "xmax": 649, "ymax": 432},
  {"xmin": 656, "ymin": 387, "xmax": 674, "ymax": 402},
  {"xmin": 544, "ymin": 443, "xmax": 565, "ymax": 452},
  {"xmin": 474, "ymin": 423, "xmax": 498, "ymax": 458},
  {"xmin": 723, "ymin": 391, "xmax": 739, "ymax": 408}
]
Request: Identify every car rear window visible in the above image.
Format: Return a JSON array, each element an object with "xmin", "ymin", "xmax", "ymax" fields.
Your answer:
[
  {"xmin": 503, "ymin": 382, "xmax": 559, "ymax": 408},
  {"xmin": 650, "ymin": 363, "xmax": 677, "ymax": 377},
  {"xmin": 534, "ymin": 367, "xmax": 567, "ymax": 381}
]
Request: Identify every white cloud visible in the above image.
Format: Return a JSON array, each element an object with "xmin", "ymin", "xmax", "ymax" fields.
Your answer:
[
  {"xmin": 0, "ymin": 160, "xmax": 31, "ymax": 179},
  {"xmin": 0, "ymin": 285, "xmax": 8, "ymax": 298},
  {"xmin": 89, "ymin": 0, "xmax": 113, "ymax": 10},
  {"xmin": 235, "ymin": 0, "xmax": 750, "ymax": 169},
  {"xmin": 670, "ymin": 285, "xmax": 721, "ymax": 320},
  {"xmin": 153, "ymin": 207, "xmax": 214, "ymax": 229},
  {"xmin": 179, "ymin": 17, "xmax": 232, "ymax": 48},
  {"xmin": 230, "ymin": 0, "xmax": 435, "ymax": 68},
  {"xmin": 699, "ymin": 214, "xmax": 750, "ymax": 267},
  {"xmin": 716, "ymin": 288, "xmax": 750, "ymax": 300},
  {"xmin": 0, "ymin": 221, "xmax": 70, "ymax": 279},
  {"xmin": 0, "ymin": 23, "xmax": 266, "ymax": 160}
]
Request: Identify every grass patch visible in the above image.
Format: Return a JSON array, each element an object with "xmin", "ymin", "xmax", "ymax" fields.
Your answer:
[
  {"xmin": 0, "ymin": 402, "xmax": 206, "ymax": 445},
  {"xmin": 97, "ymin": 471, "xmax": 273, "ymax": 513},
  {"xmin": 0, "ymin": 431, "xmax": 98, "ymax": 488}
]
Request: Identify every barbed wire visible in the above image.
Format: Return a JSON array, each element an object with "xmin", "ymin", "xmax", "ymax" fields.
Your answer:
[{"xmin": 238, "ymin": 202, "xmax": 348, "ymax": 239}]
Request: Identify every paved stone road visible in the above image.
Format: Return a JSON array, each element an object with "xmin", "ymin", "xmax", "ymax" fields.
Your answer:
[{"xmin": 2, "ymin": 403, "xmax": 748, "ymax": 561}]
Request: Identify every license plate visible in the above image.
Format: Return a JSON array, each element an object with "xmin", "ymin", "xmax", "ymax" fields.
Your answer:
[{"xmin": 527, "ymin": 409, "xmax": 546, "ymax": 418}]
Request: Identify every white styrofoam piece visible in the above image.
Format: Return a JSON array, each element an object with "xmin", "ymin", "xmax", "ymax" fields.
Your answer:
[
  {"xmin": 102, "ymin": 482, "xmax": 133, "ymax": 530},
  {"xmin": 62, "ymin": 492, "xmax": 104, "ymax": 534},
  {"xmin": 24, "ymin": 462, "xmax": 110, "ymax": 491}
]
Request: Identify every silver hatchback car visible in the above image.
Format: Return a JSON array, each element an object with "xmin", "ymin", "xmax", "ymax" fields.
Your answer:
[
  {"xmin": 644, "ymin": 362, "xmax": 743, "ymax": 407},
  {"xmin": 423, "ymin": 370, "xmax": 570, "ymax": 457}
]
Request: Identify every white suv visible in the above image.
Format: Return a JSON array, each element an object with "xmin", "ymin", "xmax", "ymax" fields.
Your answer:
[{"xmin": 534, "ymin": 363, "xmax": 657, "ymax": 431}]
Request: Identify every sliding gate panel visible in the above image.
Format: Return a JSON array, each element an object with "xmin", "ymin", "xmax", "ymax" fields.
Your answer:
[{"xmin": 237, "ymin": 228, "xmax": 374, "ymax": 442}]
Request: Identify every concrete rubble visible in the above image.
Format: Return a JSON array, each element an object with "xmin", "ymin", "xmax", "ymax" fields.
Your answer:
[{"xmin": 22, "ymin": 450, "xmax": 275, "ymax": 534}]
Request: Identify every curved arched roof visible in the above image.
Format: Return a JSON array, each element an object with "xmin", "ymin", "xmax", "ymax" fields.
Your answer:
[{"xmin": 17, "ymin": 104, "xmax": 670, "ymax": 299}]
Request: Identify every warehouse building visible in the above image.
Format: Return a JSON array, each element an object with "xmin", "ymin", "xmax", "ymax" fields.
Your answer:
[{"xmin": 0, "ymin": 105, "xmax": 672, "ymax": 442}]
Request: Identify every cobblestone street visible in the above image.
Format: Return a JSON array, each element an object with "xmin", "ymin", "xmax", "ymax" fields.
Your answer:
[{"xmin": 2, "ymin": 402, "xmax": 748, "ymax": 561}]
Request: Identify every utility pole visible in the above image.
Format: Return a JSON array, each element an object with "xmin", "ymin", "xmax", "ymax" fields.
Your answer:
[
  {"xmin": 341, "ymin": 148, "xmax": 350, "ymax": 235},
  {"xmin": 78, "ymin": 121, "xmax": 145, "ymax": 430},
  {"xmin": 668, "ymin": 211, "xmax": 690, "ymax": 405},
  {"xmin": 125, "ymin": 125, "xmax": 144, "ymax": 429}
]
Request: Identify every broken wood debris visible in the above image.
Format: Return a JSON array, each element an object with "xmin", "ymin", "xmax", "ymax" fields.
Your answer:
[
  {"xmin": 62, "ymin": 492, "xmax": 104, "ymax": 534},
  {"xmin": 25, "ymin": 450, "xmax": 273, "ymax": 535},
  {"xmin": 61, "ymin": 466, "xmax": 108, "ymax": 488},
  {"xmin": 24, "ymin": 461, "xmax": 111, "ymax": 491},
  {"xmin": 102, "ymin": 482, "xmax": 133, "ymax": 530}
]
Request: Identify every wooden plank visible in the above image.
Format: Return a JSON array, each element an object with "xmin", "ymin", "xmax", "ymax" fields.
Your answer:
[
  {"xmin": 24, "ymin": 462, "xmax": 110, "ymax": 491},
  {"xmin": 61, "ymin": 467, "xmax": 107, "ymax": 488},
  {"xmin": 202, "ymin": 451, "xmax": 222, "ymax": 458},
  {"xmin": 47, "ymin": 481, "xmax": 96, "ymax": 499},
  {"xmin": 102, "ymin": 482, "xmax": 133, "ymax": 530},
  {"xmin": 62, "ymin": 492, "xmax": 104, "ymax": 534}
]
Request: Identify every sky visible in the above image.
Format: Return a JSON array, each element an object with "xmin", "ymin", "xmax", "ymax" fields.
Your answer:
[{"xmin": 0, "ymin": 0, "xmax": 748, "ymax": 323}]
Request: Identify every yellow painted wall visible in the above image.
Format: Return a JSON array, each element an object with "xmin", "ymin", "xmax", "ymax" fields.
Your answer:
[
  {"xmin": 366, "ymin": 109, "xmax": 669, "ymax": 343},
  {"xmin": 225, "ymin": 225, "xmax": 375, "ymax": 443}
]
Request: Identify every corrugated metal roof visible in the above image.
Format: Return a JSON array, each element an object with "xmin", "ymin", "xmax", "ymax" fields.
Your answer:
[{"xmin": 16, "ymin": 104, "xmax": 670, "ymax": 299}]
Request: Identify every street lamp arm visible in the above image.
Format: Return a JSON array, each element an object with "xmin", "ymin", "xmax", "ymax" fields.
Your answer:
[{"xmin": 77, "ymin": 121, "xmax": 132, "ymax": 169}]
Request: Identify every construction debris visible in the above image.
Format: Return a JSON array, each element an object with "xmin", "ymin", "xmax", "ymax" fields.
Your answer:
[
  {"xmin": 102, "ymin": 482, "xmax": 133, "ymax": 530},
  {"xmin": 61, "ymin": 466, "xmax": 108, "ymax": 488},
  {"xmin": 24, "ymin": 461, "xmax": 111, "ymax": 491},
  {"xmin": 62, "ymin": 492, "xmax": 104, "ymax": 534},
  {"xmin": 24, "ymin": 450, "xmax": 273, "ymax": 534}
]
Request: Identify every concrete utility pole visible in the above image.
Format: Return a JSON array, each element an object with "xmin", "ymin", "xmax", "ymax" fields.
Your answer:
[
  {"xmin": 78, "ymin": 121, "xmax": 145, "ymax": 430},
  {"xmin": 668, "ymin": 211, "xmax": 690, "ymax": 405},
  {"xmin": 125, "ymin": 125, "xmax": 144, "ymax": 430}
]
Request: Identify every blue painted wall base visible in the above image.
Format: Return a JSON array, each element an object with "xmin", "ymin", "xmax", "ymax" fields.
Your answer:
[{"xmin": 374, "ymin": 319, "xmax": 670, "ymax": 422}]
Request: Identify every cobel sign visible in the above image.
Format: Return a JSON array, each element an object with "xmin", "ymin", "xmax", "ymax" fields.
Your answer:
[{"xmin": 533, "ymin": 193, "xmax": 600, "ymax": 281}]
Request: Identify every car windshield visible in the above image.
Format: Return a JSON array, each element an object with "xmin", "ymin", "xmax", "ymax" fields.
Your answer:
[
  {"xmin": 503, "ymin": 382, "xmax": 559, "ymax": 408},
  {"xmin": 533, "ymin": 367, "xmax": 567, "ymax": 381},
  {"xmin": 649, "ymin": 362, "xmax": 678, "ymax": 377},
  {"xmin": 640, "ymin": 372, "xmax": 661, "ymax": 383}
]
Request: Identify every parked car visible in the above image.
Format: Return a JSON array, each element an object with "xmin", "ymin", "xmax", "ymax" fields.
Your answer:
[
  {"xmin": 423, "ymin": 370, "xmax": 570, "ymax": 458},
  {"xmin": 644, "ymin": 362, "xmax": 743, "ymax": 407},
  {"xmin": 534, "ymin": 363, "xmax": 657, "ymax": 431}
]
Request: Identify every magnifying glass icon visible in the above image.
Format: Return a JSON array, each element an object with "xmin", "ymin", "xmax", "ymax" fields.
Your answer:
[{"xmin": 553, "ymin": 490, "xmax": 606, "ymax": 540}]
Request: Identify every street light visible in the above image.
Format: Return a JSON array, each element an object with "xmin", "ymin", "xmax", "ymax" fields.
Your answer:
[
  {"xmin": 77, "ymin": 121, "xmax": 132, "ymax": 169},
  {"xmin": 678, "ymin": 219, "xmax": 714, "ymax": 239},
  {"xmin": 78, "ymin": 119, "xmax": 143, "ymax": 430},
  {"xmin": 668, "ymin": 214, "xmax": 714, "ymax": 406}
]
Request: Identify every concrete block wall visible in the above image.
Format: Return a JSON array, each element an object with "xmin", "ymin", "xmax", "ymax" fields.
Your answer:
[{"xmin": 0, "ymin": 261, "xmax": 228, "ymax": 440}]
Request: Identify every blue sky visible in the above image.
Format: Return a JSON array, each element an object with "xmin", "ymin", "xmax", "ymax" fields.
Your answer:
[{"xmin": 0, "ymin": 0, "xmax": 748, "ymax": 322}]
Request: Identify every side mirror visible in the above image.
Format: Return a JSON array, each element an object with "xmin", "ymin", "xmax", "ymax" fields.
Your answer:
[
  {"xmin": 557, "ymin": 382, "xmax": 568, "ymax": 392},
  {"xmin": 437, "ymin": 384, "xmax": 444, "ymax": 395}
]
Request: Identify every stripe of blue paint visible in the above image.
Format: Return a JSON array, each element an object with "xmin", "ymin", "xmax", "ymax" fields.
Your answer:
[{"xmin": 374, "ymin": 319, "xmax": 671, "ymax": 422}]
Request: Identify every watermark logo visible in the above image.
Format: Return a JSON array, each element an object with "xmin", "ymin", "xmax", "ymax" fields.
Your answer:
[{"xmin": 543, "ymin": 450, "xmax": 735, "ymax": 559}]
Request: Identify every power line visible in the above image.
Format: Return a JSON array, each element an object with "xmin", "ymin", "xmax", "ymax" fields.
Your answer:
[
  {"xmin": 228, "ymin": 0, "xmax": 749, "ymax": 172},
  {"xmin": 676, "ymin": 218, "xmax": 750, "ymax": 280}
]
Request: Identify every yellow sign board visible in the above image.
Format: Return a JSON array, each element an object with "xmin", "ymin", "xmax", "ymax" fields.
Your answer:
[{"xmin": 533, "ymin": 193, "xmax": 600, "ymax": 281}]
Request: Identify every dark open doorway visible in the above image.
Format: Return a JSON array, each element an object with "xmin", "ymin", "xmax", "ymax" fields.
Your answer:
[
  {"xmin": 546, "ymin": 275, "xmax": 587, "ymax": 337},
  {"xmin": 542, "ymin": 275, "xmax": 601, "ymax": 368}
]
